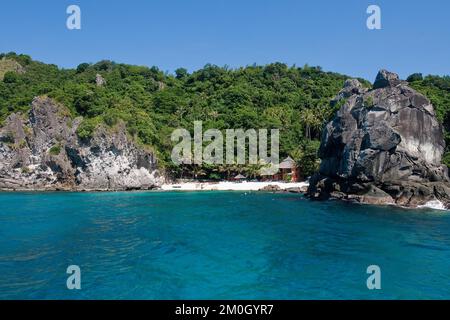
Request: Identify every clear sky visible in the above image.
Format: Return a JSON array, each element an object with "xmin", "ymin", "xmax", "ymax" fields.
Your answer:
[{"xmin": 0, "ymin": 0, "xmax": 449, "ymax": 80}]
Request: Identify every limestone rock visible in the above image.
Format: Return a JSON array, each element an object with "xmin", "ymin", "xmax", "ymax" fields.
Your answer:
[
  {"xmin": 373, "ymin": 69, "xmax": 404, "ymax": 89},
  {"xmin": 333, "ymin": 79, "xmax": 368, "ymax": 102},
  {"xmin": 308, "ymin": 70, "xmax": 450, "ymax": 208},
  {"xmin": 0, "ymin": 96, "xmax": 163, "ymax": 191},
  {"xmin": 95, "ymin": 74, "xmax": 106, "ymax": 87}
]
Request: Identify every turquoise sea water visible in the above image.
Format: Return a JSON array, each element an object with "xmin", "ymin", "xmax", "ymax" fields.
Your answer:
[{"xmin": 0, "ymin": 191, "xmax": 449, "ymax": 299}]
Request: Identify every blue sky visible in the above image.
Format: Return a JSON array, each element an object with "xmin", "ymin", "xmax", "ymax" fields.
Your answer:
[{"xmin": 0, "ymin": 0, "xmax": 449, "ymax": 80}]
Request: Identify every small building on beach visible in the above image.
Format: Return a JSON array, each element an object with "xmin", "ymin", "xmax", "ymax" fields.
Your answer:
[
  {"xmin": 234, "ymin": 174, "xmax": 247, "ymax": 181},
  {"xmin": 270, "ymin": 156, "xmax": 300, "ymax": 182}
]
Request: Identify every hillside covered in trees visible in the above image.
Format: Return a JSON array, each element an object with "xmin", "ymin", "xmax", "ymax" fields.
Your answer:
[{"xmin": 1, "ymin": 52, "xmax": 449, "ymax": 180}]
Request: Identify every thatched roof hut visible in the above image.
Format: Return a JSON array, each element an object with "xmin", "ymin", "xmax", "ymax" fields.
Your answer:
[{"xmin": 279, "ymin": 156, "xmax": 296, "ymax": 169}]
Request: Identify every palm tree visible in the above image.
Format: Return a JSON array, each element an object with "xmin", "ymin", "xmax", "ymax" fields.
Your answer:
[
  {"xmin": 191, "ymin": 164, "xmax": 206, "ymax": 179},
  {"xmin": 245, "ymin": 164, "xmax": 262, "ymax": 180},
  {"xmin": 217, "ymin": 164, "xmax": 231, "ymax": 180},
  {"xmin": 301, "ymin": 108, "xmax": 322, "ymax": 140}
]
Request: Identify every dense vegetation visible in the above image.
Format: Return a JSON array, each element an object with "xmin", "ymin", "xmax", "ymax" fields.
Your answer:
[
  {"xmin": 1, "ymin": 52, "xmax": 449, "ymax": 178},
  {"xmin": 408, "ymin": 74, "xmax": 450, "ymax": 163}
]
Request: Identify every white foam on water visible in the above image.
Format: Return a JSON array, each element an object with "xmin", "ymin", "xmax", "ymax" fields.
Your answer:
[{"xmin": 418, "ymin": 200, "xmax": 447, "ymax": 211}]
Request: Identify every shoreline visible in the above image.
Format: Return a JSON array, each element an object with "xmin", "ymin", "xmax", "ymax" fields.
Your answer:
[
  {"xmin": 160, "ymin": 181, "xmax": 309, "ymax": 192},
  {"xmin": 1, "ymin": 182, "xmax": 447, "ymax": 211},
  {"xmin": 0, "ymin": 181, "xmax": 309, "ymax": 193},
  {"xmin": 1, "ymin": 183, "xmax": 447, "ymax": 211}
]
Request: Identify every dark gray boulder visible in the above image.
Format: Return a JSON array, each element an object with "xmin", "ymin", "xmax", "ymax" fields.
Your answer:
[
  {"xmin": 308, "ymin": 70, "xmax": 450, "ymax": 208},
  {"xmin": 373, "ymin": 69, "xmax": 404, "ymax": 89}
]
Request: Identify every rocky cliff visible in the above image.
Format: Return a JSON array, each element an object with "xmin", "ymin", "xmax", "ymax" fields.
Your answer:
[
  {"xmin": 0, "ymin": 96, "xmax": 163, "ymax": 191},
  {"xmin": 0, "ymin": 58, "xmax": 25, "ymax": 80},
  {"xmin": 308, "ymin": 70, "xmax": 450, "ymax": 208}
]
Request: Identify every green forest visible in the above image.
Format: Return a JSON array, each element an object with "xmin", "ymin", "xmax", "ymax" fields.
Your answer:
[{"xmin": 1, "ymin": 52, "xmax": 449, "ymax": 179}]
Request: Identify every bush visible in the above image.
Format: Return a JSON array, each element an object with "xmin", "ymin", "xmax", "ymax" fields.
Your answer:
[
  {"xmin": 443, "ymin": 152, "xmax": 450, "ymax": 168},
  {"xmin": 364, "ymin": 96, "xmax": 374, "ymax": 108},
  {"xmin": 49, "ymin": 144, "xmax": 61, "ymax": 155},
  {"xmin": 103, "ymin": 109, "xmax": 119, "ymax": 127},
  {"xmin": 76, "ymin": 63, "xmax": 90, "ymax": 73},
  {"xmin": 208, "ymin": 173, "xmax": 221, "ymax": 180},
  {"xmin": 21, "ymin": 166, "xmax": 30, "ymax": 174},
  {"xmin": 18, "ymin": 139, "xmax": 27, "ymax": 149},
  {"xmin": 407, "ymin": 73, "xmax": 423, "ymax": 83},
  {"xmin": 175, "ymin": 68, "xmax": 188, "ymax": 79},
  {"xmin": 76, "ymin": 118, "xmax": 100, "ymax": 140},
  {"xmin": 3, "ymin": 71, "xmax": 19, "ymax": 83}
]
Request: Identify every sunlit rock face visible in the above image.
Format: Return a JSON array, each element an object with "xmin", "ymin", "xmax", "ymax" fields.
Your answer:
[
  {"xmin": 309, "ymin": 70, "xmax": 450, "ymax": 208},
  {"xmin": 0, "ymin": 96, "xmax": 163, "ymax": 191}
]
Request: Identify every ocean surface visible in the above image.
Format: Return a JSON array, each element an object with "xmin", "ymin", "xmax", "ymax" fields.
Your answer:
[{"xmin": 0, "ymin": 191, "xmax": 450, "ymax": 299}]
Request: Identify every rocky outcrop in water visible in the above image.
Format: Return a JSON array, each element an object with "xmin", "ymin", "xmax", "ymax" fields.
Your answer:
[
  {"xmin": 308, "ymin": 70, "xmax": 450, "ymax": 208},
  {"xmin": 0, "ymin": 96, "xmax": 163, "ymax": 191}
]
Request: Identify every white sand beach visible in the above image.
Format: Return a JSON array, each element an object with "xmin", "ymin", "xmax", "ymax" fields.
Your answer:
[{"xmin": 160, "ymin": 181, "xmax": 309, "ymax": 191}]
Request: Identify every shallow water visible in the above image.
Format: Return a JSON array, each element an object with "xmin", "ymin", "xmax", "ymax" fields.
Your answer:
[{"xmin": 0, "ymin": 191, "xmax": 449, "ymax": 299}]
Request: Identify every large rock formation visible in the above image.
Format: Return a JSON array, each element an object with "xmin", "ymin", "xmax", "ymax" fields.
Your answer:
[
  {"xmin": 0, "ymin": 96, "xmax": 163, "ymax": 191},
  {"xmin": 308, "ymin": 70, "xmax": 450, "ymax": 208}
]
